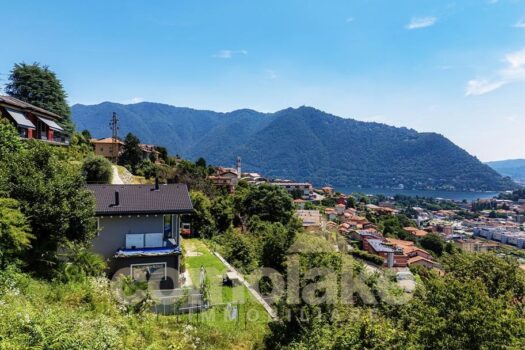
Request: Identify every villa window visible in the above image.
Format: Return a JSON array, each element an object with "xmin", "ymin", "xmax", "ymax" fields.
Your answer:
[
  {"xmin": 130, "ymin": 262, "xmax": 167, "ymax": 281},
  {"xmin": 18, "ymin": 127, "xmax": 28, "ymax": 138},
  {"xmin": 126, "ymin": 233, "xmax": 164, "ymax": 249},
  {"xmin": 164, "ymin": 214, "xmax": 173, "ymax": 238}
]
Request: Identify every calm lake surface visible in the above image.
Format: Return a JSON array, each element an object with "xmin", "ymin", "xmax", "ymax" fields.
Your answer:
[{"xmin": 335, "ymin": 186, "xmax": 499, "ymax": 202}]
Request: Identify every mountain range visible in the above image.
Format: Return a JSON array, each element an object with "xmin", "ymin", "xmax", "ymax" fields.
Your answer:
[
  {"xmin": 486, "ymin": 159, "xmax": 525, "ymax": 185},
  {"xmin": 72, "ymin": 102, "xmax": 516, "ymax": 191}
]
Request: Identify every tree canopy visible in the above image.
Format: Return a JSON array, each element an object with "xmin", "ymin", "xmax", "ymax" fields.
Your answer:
[
  {"xmin": 420, "ymin": 233, "xmax": 445, "ymax": 257},
  {"xmin": 82, "ymin": 156, "xmax": 113, "ymax": 184},
  {"xmin": 119, "ymin": 133, "xmax": 143, "ymax": 172},
  {"xmin": 0, "ymin": 125, "xmax": 97, "ymax": 273},
  {"xmin": 235, "ymin": 183, "xmax": 294, "ymax": 225},
  {"xmin": 5, "ymin": 62, "xmax": 74, "ymax": 134}
]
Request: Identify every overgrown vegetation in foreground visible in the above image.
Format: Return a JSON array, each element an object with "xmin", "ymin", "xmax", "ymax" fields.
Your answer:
[{"xmin": 0, "ymin": 266, "xmax": 267, "ymax": 350}]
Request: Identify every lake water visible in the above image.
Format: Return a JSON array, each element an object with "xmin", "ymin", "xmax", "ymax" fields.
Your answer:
[{"xmin": 334, "ymin": 186, "xmax": 499, "ymax": 202}]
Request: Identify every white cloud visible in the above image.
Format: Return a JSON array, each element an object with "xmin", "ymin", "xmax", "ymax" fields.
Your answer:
[
  {"xmin": 465, "ymin": 48, "xmax": 525, "ymax": 96},
  {"xmin": 213, "ymin": 49, "xmax": 248, "ymax": 59},
  {"xmin": 514, "ymin": 20, "xmax": 525, "ymax": 28},
  {"xmin": 406, "ymin": 16, "xmax": 437, "ymax": 30},
  {"xmin": 465, "ymin": 79, "xmax": 505, "ymax": 96}
]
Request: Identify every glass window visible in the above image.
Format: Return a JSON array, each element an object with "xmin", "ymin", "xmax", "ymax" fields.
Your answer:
[
  {"xmin": 164, "ymin": 214, "xmax": 173, "ymax": 238},
  {"xmin": 18, "ymin": 127, "xmax": 28, "ymax": 138},
  {"xmin": 130, "ymin": 263, "xmax": 167, "ymax": 281}
]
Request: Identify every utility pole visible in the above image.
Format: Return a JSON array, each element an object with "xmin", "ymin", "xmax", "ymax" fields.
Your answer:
[
  {"xmin": 109, "ymin": 112, "xmax": 119, "ymax": 141},
  {"xmin": 109, "ymin": 112, "xmax": 119, "ymax": 162}
]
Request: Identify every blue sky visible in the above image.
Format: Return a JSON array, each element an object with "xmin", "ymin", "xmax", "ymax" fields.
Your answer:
[{"xmin": 1, "ymin": 0, "xmax": 525, "ymax": 161}]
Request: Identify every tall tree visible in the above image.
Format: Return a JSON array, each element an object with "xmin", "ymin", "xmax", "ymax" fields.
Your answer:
[
  {"xmin": 1, "ymin": 142, "xmax": 97, "ymax": 274},
  {"xmin": 235, "ymin": 183, "xmax": 294, "ymax": 225},
  {"xmin": 119, "ymin": 133, "xmax": 142, "ymax": 172},
  {"xmin": 210, "ymin": 195, "xmax": 234, "ymax": 233},
  {"xmin": 189, "ymin": 191, "xmax": 216, "ymax": 238},
  {"xmin": 420, "ymin": 233, "xmax": 445, "ymax": 256},
  {"xmin": 5, "ymin": 63, "xmax": 74, "ymax": 134}
]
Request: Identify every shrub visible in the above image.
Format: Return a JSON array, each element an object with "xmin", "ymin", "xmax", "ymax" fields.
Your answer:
[
  {"xmin": 420, "ymin": 233, "xmax": 445, "ymax": 257},
  {"xmin": 350, "ymin": 249, "xmax": 385, "ymax": 266},
  {"xmin": 56, "ymin": 244, "xmax": 107, "ymax": 282},
  {"xmin": 0, "ymin": 198, "xmax": 33, "ymax": 268},
  {"xmin": 220, "ymin": 229, "xmax": 258, "ymax": 273},
  {"xmin": 135, "ymin": 160, "xmax": 156, "ymax": 179},
  {"xmin": 82, "ymin": 156, "xmax": 113, "ymax": 184}
]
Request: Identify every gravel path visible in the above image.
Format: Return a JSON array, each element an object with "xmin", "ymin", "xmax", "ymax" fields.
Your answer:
[{"xmin": 111, "ymin": 166, "xmax": 124, "ymax": 184}]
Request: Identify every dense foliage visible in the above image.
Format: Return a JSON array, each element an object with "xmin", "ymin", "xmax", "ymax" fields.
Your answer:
[
  {"xmin": 82, "ymin": 155, "xmax": 113, "ymax": 184},
  {"xmin": 391, "ymin": 195, "xmax": 459, "ymax": 211},
  {"xmin": 499, "ymin": 188, "xmax": 525, "ymax": 201},
  {"xmin": 372, "ymin": 214, "xmax": 416, "ymax": 240},
  {"xmin": 5, "ymin": 62, "xmax": 74, "ymax": 133},
  {"xmin": 118, "ymin": 132, "xmax": 143, "ymax": 172},
  {"xmin": 0, "ymin": 123, "xmax": 97, "ymax": 274},
  {"xmin": 72, "ymin": 103, "xmax": 515, "ymax": 191},
  {"xmin": 350, "ymin": 249, "xmax": 385, "ymax": 265},
  {"xmin": 0, "ymin": 267, "xmax": 246, "ymax": 350},
  {"xmin": 266, "ymin": 249, "xmax": 525, "ymax": 350},
  {"xmin": 187, "ymin": 180, "xmax": 300, "ymax": 274},
  {"xmin": 0, "ymin": 198, "xmax": 33, "ymax": 268},
  {"xmin": 419, "ymin": 233, "xmax": 445, "ymax": 256}
]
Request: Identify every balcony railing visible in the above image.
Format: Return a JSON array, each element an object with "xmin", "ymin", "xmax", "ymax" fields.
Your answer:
[{"xmin": 113, "ymin": 234, "xmax": 180, "ymax": 258}]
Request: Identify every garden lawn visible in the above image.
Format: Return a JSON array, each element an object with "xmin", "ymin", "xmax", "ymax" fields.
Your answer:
[{"xmin": 181, "ymin": 238, "xmax": 270, "ymax": 344}]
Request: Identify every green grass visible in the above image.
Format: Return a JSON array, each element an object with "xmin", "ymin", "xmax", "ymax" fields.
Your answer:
[{"xmin": 181, "ymin": 238, "xmax": 270, "ymax": 343}]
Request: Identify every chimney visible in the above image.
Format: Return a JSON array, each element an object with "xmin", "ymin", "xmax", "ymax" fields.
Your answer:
[
  {"xmin": 154, "ymin": 177, "xmax": 160, "ymax": 191},
  {"xmin": 114, "ymin": 191, "xmax": 120, "ymax": 206}
]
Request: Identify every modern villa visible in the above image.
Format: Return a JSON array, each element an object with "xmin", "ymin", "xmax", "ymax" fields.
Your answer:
[
  {"xmin": 0, "ymin": 95, "xmax": 69, "ymax": 145},
  {"xmin": 87, "ymin": 182, "xmax": 194, "ymax": 289}
]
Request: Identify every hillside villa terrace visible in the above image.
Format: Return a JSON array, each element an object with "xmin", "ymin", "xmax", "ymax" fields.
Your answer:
[{"xmin": 0, "ymin": 95, "xmax": 69, "ymax": 145}]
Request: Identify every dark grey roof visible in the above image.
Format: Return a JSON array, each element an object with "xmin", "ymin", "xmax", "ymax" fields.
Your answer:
[
  {"xmin": 87, "ymin": 184, "xmax": 193, "ymax": 216},
  {"xmin": 0, "ymin": 95, "xmax": 63, "ymax": 120}
]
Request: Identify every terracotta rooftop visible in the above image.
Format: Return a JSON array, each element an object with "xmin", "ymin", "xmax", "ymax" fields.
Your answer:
[
  {"xmin": 404, "ymin": 227, "xmax": 429, "ymax": 237},
  {"xmin": 90, "ymin": 137, "xmax": 125, "ymax": 145}
]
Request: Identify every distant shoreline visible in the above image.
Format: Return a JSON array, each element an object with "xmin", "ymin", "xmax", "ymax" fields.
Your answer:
[{"xmin": 333, "ymin": 186, "xmax": 500, "ymax": 202}]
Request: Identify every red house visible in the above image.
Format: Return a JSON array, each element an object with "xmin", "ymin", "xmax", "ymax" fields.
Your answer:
[{"xmin": 0, "ymin": 95, "xmax": 69, "ymax": 145}]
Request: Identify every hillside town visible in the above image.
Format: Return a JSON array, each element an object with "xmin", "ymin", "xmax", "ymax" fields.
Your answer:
[
  {"xmin": 1, "ymin": 62, "xmax": 525, "ymax": 349},
  {"xmin": 4, "ymin": 89, "xmax": 522, "ymax": 283},
  {"xmin": 205, "ymin": 157, "xmax": 525, "ymax": 274}
]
